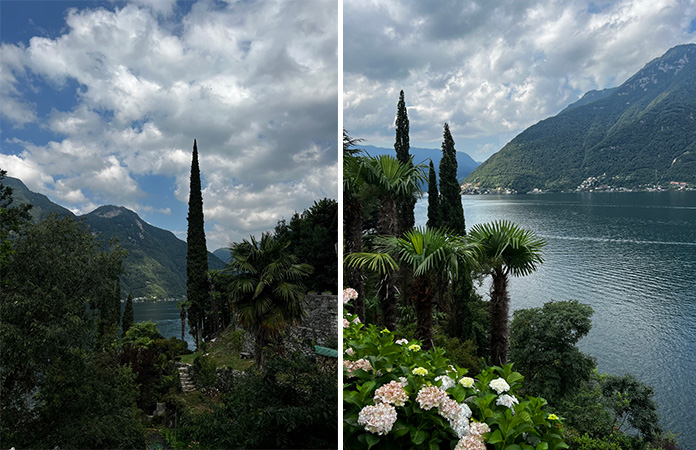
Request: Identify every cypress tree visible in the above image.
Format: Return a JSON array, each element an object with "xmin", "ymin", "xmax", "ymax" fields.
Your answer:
[
  {"xmin": 186, "ymin": 139, "xmax": 209, "ymax": 349},
  {"xmin": 122, "ymin": 293, "xmax": 134, "ymax": 336},
  {"xmin": 394, "ymin": 90, "xmax": 416, "ymax": 234},
  {"xmin": 438, "ymin": 123, "xmax": 466, "ymax": 235},
  {"xmin": 427, "ymin": 160, "xmax": 439, "ymax": 228}
]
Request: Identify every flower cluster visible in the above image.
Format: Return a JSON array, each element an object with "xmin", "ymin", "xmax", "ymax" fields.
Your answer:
[
  {"xmin": 408, "ymin": 344, "xmax": 421, "ymax": 351},
  {"xmin": 357, "ymin": 403, "xmax": 398, "ymax": 435},
  {"xmin": 374, "ymin": 381, "xmax": 409, "ymax": 407},
  {"xmin": 496, "ymin": 394, "xmax": 519, "ymax": 409},
  {"xmin": 489, "ymin": 377, "xmax": 510, "ymax": 394},
  {"xmin": 459, "ymin": 377, "xmax": 475, "ymax": 388},
  {"xmin": 343, "ymin": 287, "xmax": 358, "ymax": 304},
  {"xmin": 435, "ymin": 374, "xmax": 456, "ymax": 391},
  {"xmin": 412, "ymin": 367, "xmax": 428, "ymax": 376},
  {"xmin": 439, "ymin": 397, "xmax": 472, "ymax": 438},
  {"xmin": 343, "ymin": 358, "xmax": 373, "ymax": 373},
  {"xmin": 416, "ymin": 385, "xmax": 447, "ymax": 410}
]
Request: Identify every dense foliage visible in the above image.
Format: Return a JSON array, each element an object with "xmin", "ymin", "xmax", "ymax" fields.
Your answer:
[
  {"xmin": 427, "ymin": 160, "xmax": 440, "ymax": 228},
  {"xmin": 465, "ymin": 44, "xmax": 696, "ymax": 192},
  {"xmin": 274, "ymin": 198, "xmax": 338, "ymax": 294},
  {"xmin": 176, "ymin": 353, "xmax": 337, "ymax": 449},
  {"xmin": 0, "ymin": 211, "xmax": 145, "ymax": 448}
]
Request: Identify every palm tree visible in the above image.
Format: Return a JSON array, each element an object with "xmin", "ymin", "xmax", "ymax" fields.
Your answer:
[
  {"xmin": 225, "ymin": 233, "xmax": 313, "ymax": 369},
  {"xmin": 346, "ymin": 227, "xmax": 478, "ymax": 349},
  {"xmin": 360, "ymin": 154, "xmax": 427, "ymax": 330},
  {"xmin": 468, "ymin": 220, "xmax": 546, "ymax": 366},
  {"xmin": 343, "ymin": 131, "xmax": 367, "ymax": 322}
]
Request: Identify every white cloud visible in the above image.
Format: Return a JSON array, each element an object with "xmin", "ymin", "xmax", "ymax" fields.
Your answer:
[
  {"xmin": 1, "ymin": 0, "xmax": 337, "ymax": 250},
  {"xmin": 344, "ymin": 0, "xmax": 696, "ymax": 157}
]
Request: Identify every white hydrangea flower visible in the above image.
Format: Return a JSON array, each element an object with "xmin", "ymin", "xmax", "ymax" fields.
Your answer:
[
  {"xmin": 357, "ymin": 403, "xmax": 398, "ymax": 435},
  {"xmin": 435, "ymin": 375, "xmax": 456, "ymax": 391},
  {"xmin": 489, "ymin": 377, "xmax": 510, "ymax": 394},
  {"xmin": 496, "ymin": 394, "xmax": 519, "ymax": 409}
]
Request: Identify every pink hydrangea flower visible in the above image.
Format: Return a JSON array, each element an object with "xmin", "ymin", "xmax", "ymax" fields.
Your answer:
[
  {"xmin": 343, "ymin": 358, "xmax": 372, "ymax": 373},
  {"xmin": 374, "ymin": 380, "xmax": 409, "ymax": 406},
  {"xmin": 416, "ymin": 385, "xmax": 447, "ymax": 411},
  {"xmin": 468, "ymin": 421, "xmax": 491, "ymax": 437},
  {"xmin": 343, "ymin": 318, "xmax": 350, "ymax": 328},
  {"xmin": 343, "ymin": 288, "xmax": 358, "ymax": 304},
  {"xmin": 357, "ymin": 403, "xmax": 398, "ymax": 435},
  {"xmin": 455, "ymin": 434, "xmax": 486, "ymax": 450}
]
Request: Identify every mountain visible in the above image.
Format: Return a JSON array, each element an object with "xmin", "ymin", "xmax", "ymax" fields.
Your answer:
[
  {"xmin": 213, "ymin": 247, "xmax": 231, "ymax": 264},
  {"xmin": 361, "ymin": 145, "xmax": 480, "ymax": 183},
  {"xmin": 4, "ymin": 176, "xmax": 225, "ymax": 299},
  {"xmin": 464, "ymin": 44, "xmax": 696, "ymax": 192},
  {"xmin": 2, "ymin": 176, "xmax": 75, "ymax": 221}
]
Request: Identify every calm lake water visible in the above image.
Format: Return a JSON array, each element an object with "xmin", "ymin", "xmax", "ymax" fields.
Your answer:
[
  {"xmin": 126, "ymin": 301, "xmax": 196, "ymax": 350},
  {"xmin": 415, "ymin": 192, "xmax": 696, "ymax": 446}
]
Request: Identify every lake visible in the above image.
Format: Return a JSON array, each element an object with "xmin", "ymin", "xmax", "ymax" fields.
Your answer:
[
  {"xmin": 126, "ymin": 300, "xmax": 196, "ymax": 350},
  {"xmin": 415, "ymin": 191, "xmax": 696, "ymax": 447}
]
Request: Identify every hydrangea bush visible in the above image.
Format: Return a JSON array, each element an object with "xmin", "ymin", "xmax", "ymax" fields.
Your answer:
[{"xmin": 343, "ymin": 288, "xmax": 568, "ymax": 450}]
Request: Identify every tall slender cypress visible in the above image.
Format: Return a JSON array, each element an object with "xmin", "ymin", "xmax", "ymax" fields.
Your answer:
[
  {"xmin": 426, "ymin": 160, "xmax": 439, "ymax": 228},
  {"xmin": 394, "ymin": 90, "xmax": 416, "ymax": 234},
  {"xmin": 186, "ymin": 139, "xmax": 209, "ymax": 349},
  {"xmin": 438, "ymin": 123, "xmax": 466, "ymax": 235}
]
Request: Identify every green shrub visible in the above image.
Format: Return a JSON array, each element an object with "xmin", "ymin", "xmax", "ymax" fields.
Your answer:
[{"xmin": 192, "ymin": 354, "xmax": 217, "ymax": 389}]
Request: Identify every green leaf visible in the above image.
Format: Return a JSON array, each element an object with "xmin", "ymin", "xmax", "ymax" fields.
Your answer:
[
  {"xmin": 488, "ymin": 430, "xmax": 504, "ymax": 444},
  {"xmin": 411, "ymin": 429, "xmax": 427, "ymax": 445},
  {"xmin": 365, "ymin": 432, "xmax": 380, "ymax": 449},
  {"xmin": 505, "ymin": 445, "xmax": 523, "ymax": 450},
  {"xmin": 536, "ymin": 442, "xmax": 549, "ymax": 450}
]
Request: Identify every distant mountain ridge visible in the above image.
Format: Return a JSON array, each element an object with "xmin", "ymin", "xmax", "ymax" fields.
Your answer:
[
  {"xmin": 360, "ymin": 145, "xmax": 480, "ymax": 183},
  {"xmin": 465, "ymin": 44, "xmax": 696, "ymax": 192},
  {"xmin": 4, "ymin": 176, "xmax": 225, "ymax": 299}
]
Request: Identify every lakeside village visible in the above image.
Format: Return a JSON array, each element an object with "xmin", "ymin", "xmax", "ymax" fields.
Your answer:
[{"xmin": 461, "ymin": 175, "xmax": 693, "ymax": 195}]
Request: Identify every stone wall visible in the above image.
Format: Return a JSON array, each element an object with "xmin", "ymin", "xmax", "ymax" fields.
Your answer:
[{"xmin": 239, "ymin": 293, "xmax": 338, "ymax": 358}]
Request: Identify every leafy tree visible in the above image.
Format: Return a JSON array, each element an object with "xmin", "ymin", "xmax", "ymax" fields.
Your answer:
[
  {"xmin": 510, "ymin": 300, "xmax": 596, "ymax": 404},
  {"xmin": 346, "ymin": 227, "xmax": 478, "ymax": 349},
  {"xmin": 426, "ymin": 160, "xmax": 440, "ymax": 228},
  {"xmin": 0, "ymin": 215, "xmax": 142, "ymax": 447},
  {"xmin": 600, "ymin": 373, "xmax": 662, "ymax": 441},
  {"xmin": 0, "ymin": 169, "xmax": 32, "ymax": 281},
  {"xmin": 468, "ymin": 220, "xmax": 546, "ymax": 365},
  {"xmin": 276, "ymin": 198, "xmax": 338, "ymax": 294},
  {"xmin": 122, "ymin": 293, "xmax": 134, "ymax": 336},
  {"xmin": 438, "ymin": 123, "xmax": 466, "ymax": 235},
  {"xmin": 394, "ymin": 90, "xmax": 416, "ymax": 235},
  {"xmin": 225, "ymin": 233, "xmax": 313, "ymax": 368},
  {"xmin": 186, "ymin": 139, "xmax": 210, "ymax": 349}
]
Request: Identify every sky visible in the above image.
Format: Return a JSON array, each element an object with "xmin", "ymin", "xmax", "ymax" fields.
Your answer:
[
  {"xmin": 344, "ymin": 0, "xmax": 696, "ymax": 162},
  {"xmin": 0, "ymin": 0, "xmax": 338, "ymax": 251}
]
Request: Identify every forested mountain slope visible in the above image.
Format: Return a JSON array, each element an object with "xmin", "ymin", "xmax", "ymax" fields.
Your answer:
[{"xmin": 465, "ymin": 44, "xmax": 696, "ymax": 192}]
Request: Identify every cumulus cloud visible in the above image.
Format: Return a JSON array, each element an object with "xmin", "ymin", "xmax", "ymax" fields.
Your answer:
[
  {"xmin": 1, "ymin": 0, "xmax": 337, "ymax": 249},
  {"xmin": 344, "ymin": 0, "xmax": 696, "ymax": 155}
]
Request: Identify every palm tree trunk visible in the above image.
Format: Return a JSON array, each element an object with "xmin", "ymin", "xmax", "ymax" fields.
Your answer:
[
  {"xmin": 412, "ymin": 275, "xmax": 434, "ymax": 350},
  {"xmin": 255, "ymin": 332, "xmax": 267, "ymax": 369},
  {"xmin": 345, "ymin": 196, "xmax": 365, "ymax": 322},
  {"xmin": 489, "ymin": 267, "xmax": 510, "ymax": 366},
  {"xmin": 378, "ymin": 196, "xmax": 399, "ymax": 330}
]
